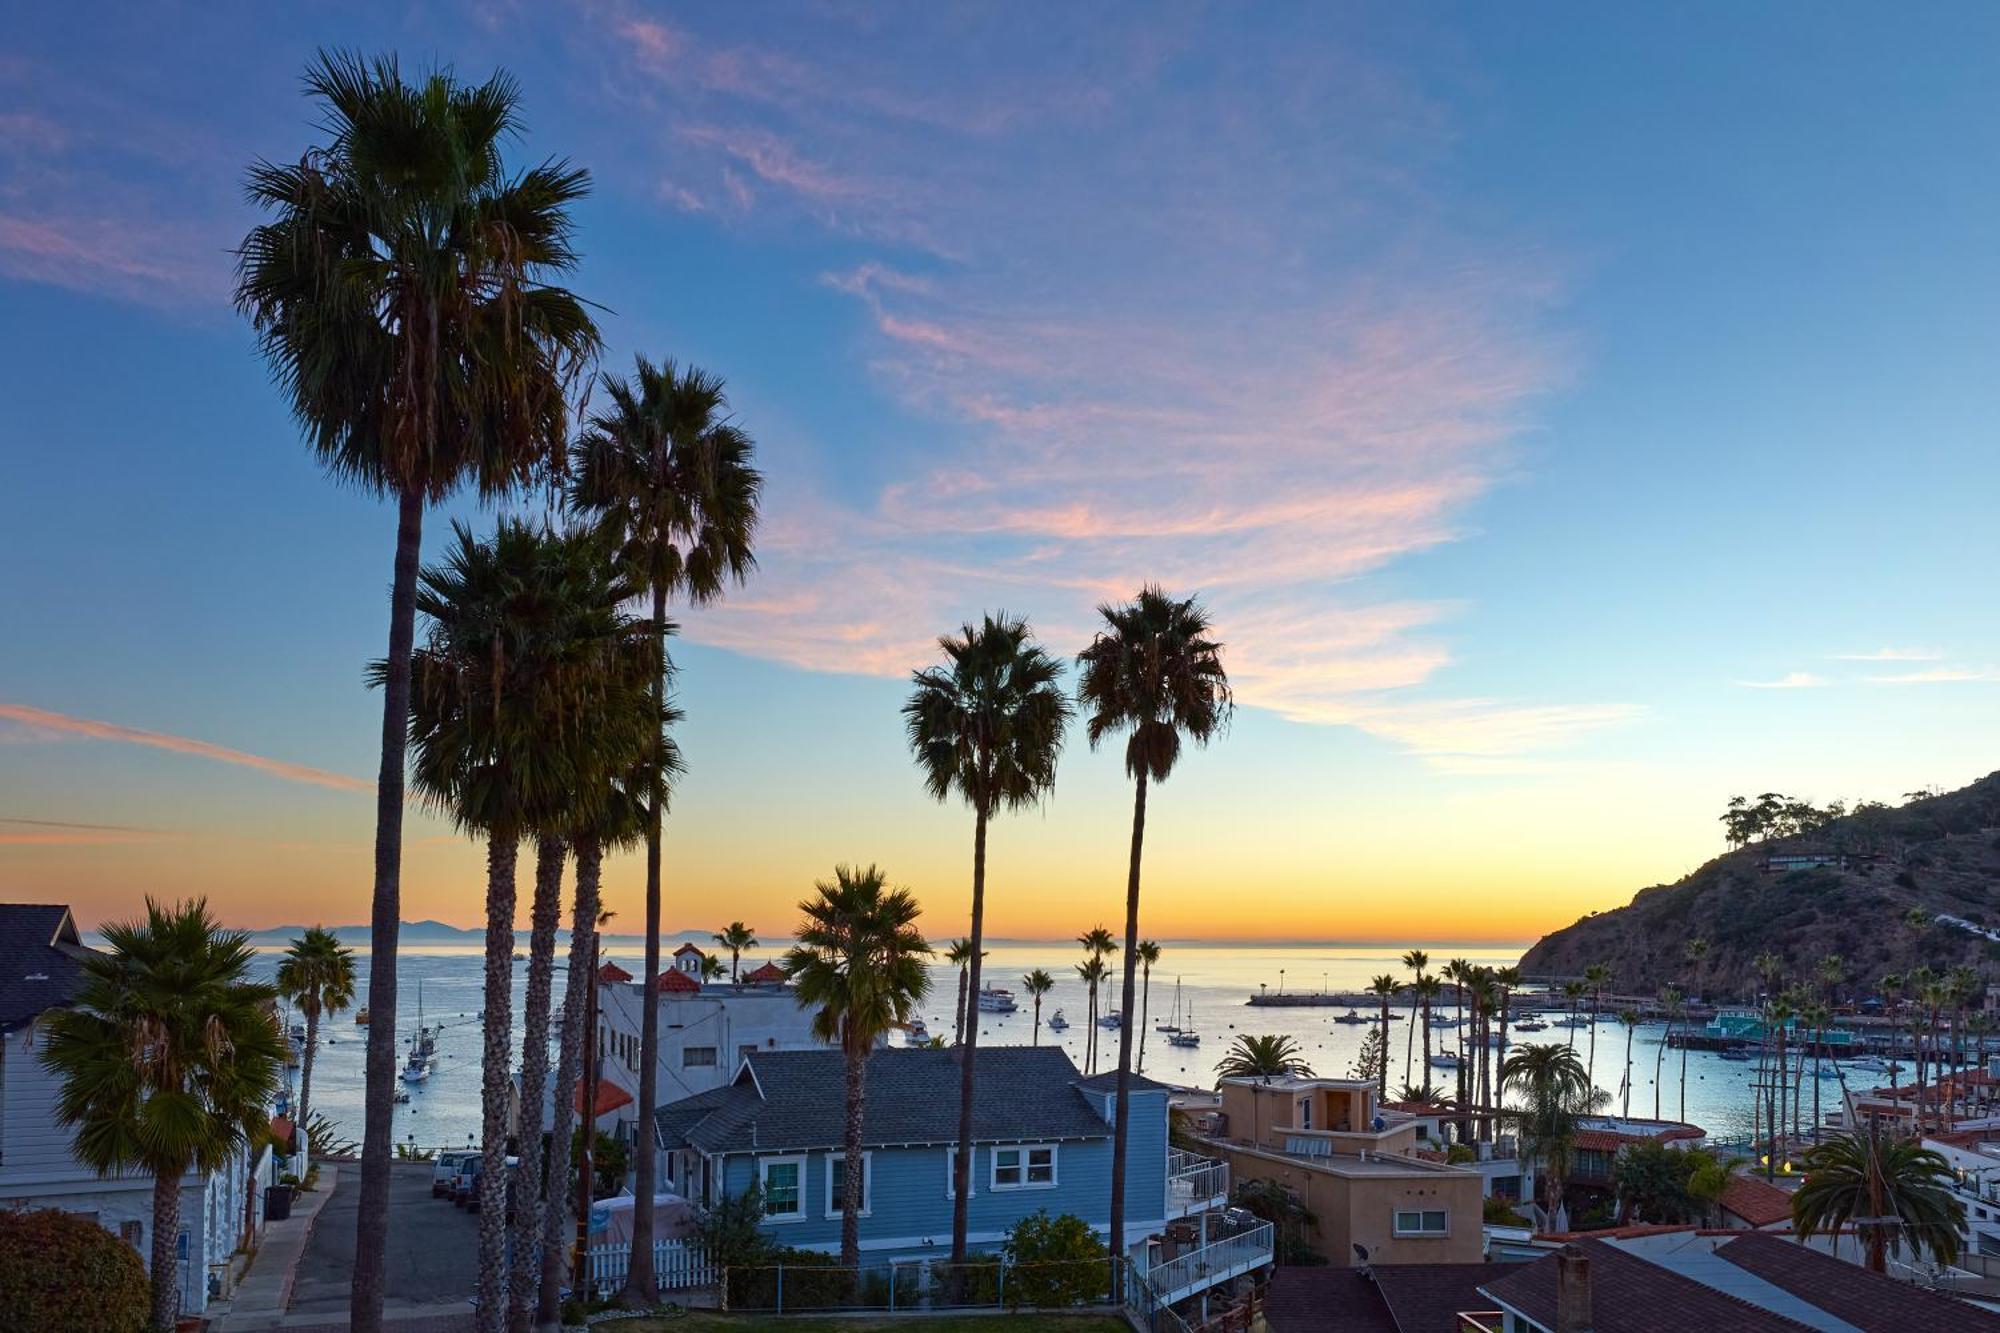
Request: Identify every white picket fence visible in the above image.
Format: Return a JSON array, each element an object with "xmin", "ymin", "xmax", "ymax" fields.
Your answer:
[{"xmin": 584, "ymin": 1239, "xmax": 716, "ymax": 1295}]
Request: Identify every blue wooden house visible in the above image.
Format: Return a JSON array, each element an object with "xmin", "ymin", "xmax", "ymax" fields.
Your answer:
[{"xmin": 653, "ymin": 1045, "xmax": 1181, "ymax": 1261}]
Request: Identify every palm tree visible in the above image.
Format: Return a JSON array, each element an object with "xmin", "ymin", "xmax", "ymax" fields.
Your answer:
[
  {"xmin": 1367, "ymin": 975, "xmax": 1401, "ymax": 1101},
  {"xmin": 1076, "ymin": 585, "xmax": 1231, "ymax": 1270},
  {"xmin": 1136, "ymin": 941, "xmax": 1162, "ymax": 1073},
  {"xmin": 1801, "ymin": 1000, "xmax": 1831, "ymax": 1142},
  {"xmin": 700, "ymin": 953, "xmax": 729, "ymax": 983},
  {"xmin": 1560, "ymin": 980, "xmax": 1585, "ymax": 1052},
  {"xmin": 1076, "ymin": 955, "xmax": 1110, "ymax": 1072},
  {"xmin": 237, "ymin": 55, "xmax": 599, "ymax": 1328},
  {"xmin": 1494, "ymin": 965, "xmax": 1522, "ymax": 1070},
  {"xmin": 1792, "ymin": 1128, "xmax": 1964, "ymax": 1273},
  {"xmin": 946, "ymin": 938, "xmax": 978, "ymax": 1045},
  {"xmin": 783, "ymin": 865, "xmax": 932, "ymax": 1267},
  {"xmin": 1499, "ymin": 1043, "xmax": 1604, "ymax": 1223},
  {"xmin": 1446, "ymin": 960, "xmax": 1473, "ymax": 1115},
  {"xmin": 401, "ymin": 521, "xmax": 655, "ymax": 1332},
  {"xmin": 1582, "ymin": 963, "xmax": 1611, "ymax": 1083},
  {"xmin": 903, "ymin": 611, "xmax": 1072, "ymax": 1261},
  {"xmin": 713, "ymin": 922, "xmax": 759, "ymax": 982},
  {"xmin": 1653, "ymin": 986, "xmax": 1680, "ymax": 1121},
  {"xmin": 1684, "ymin": 938, "xmax": 1710, "ymax": 1005},
  {"xmin": 1218, "ymin": 1034, "xmax": 1315, "ymax": 1079},
  {"xmin": 275, "ymin": 925, "xmax": 356, "ymax": 1154},
  {"xmin": 570, "ymin": 355, "xmax": 761, "ymax": 1301},
  {"xmin": 1617, "ymin": 1010, "xmax": 1641, "ymax": 1117},
  {"xmin": 41, "ymin": 899, "xmax": 286, "ymax": 1331},
  {"xmin": 1023, "ymin": 969, "xmax": 1056, "ymax": 1045},
  {"xmin": 1401, "ymin": 950, "xmax": 1430, "ymax": 1088}
]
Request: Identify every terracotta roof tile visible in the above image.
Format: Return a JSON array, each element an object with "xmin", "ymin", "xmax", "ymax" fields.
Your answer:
[{"xmin": 1715, "ymin": 1173, "xmax": 1794, "ymax": 1227}]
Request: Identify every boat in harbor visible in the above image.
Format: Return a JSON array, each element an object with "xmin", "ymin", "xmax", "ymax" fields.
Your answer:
[
  {"xmin": 1333, "ymin": 1009, "xmax": 1368, "ymax": 1025},
  {"xmin": 1097, "ymin": 1009, "xmax": 1124, "ymax": 1030},
  {"xmin": 355, "ymin": 1006, "xmax": 370, "ymax": 1025},
  {"xmin": 905, "ymin": 1018, "xmax": 931, "ymax": 1044},
  {"xmin": 976, "ymin": 987, "xmax": 1018, "ymax": 1013},
  {"xmin": 1157, "ymin": 978, "xmax": 1186, "ymax": 1032},
  {"xmin": 1514, "ymin": 1020, "xmax": 1548, "ymax": 1032},
  {"xmin": 1048, "ymin": 1009, "xmax": 1069, "ymax": 1031},
  {"xmin": 1719, "ymin": 1048, "xmax": 1751, "ymax": 1062},
  {"xmin": 401, "ymin": 983, "xmax": 437, "ymax": 1083},
  {"xmin": 1429, "ymin": 1052, "xmax": 1462, "ymax": 1069},
  {"xmin": 1167, "ymin": 1004, "xmax": 1201, "ymax": 1046}
]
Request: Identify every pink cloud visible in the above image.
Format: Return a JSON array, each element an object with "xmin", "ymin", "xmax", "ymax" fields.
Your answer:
[
  {"xmin": 0, "ymin": 703, "xmax": 371, "ymax": 792},
  {"xmin": 0, "ymin": 212, "xmax": 228, "ymax": 307}
]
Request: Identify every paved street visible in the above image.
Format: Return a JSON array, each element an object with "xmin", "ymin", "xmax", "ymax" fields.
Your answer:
[{"xmin": 289, "ymin": 1160, "xmax": 480, "ymax": 1321}]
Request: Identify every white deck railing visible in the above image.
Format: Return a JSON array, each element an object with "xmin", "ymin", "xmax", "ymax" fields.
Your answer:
[
  {"xmin": 1166, "ymin": 1149, "xmax": 1229, "ymax": 1215},
  {"xmin": 1145, "ymin": 1218, "xmax": 1273, "ymax": 1305},
  {"xmin": 584, "ymin": 1239, "xmax": 716, "ymax": 1294}
]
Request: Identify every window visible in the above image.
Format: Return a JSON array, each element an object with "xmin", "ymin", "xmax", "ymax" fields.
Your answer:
[
  {"xmin": 759, "ymin": 1157, "xmax": 806, "ymax": 1220},
  {"xmin": 682, "ymin": 1046, "xmax": 718, "ymax": 1069},
  {"xmin": 120, "ymin": 1220, "xmax": 143, "ymax": 1250},
  {"xmin": 946, "ymin": 1148, "xmax": 975, "ymax": 1199},
  {"xmin": 1297, "ymin": 1096, "xmax": 1312, "ymax": 1130},
  {"xmin": 1393, "ymin": 1209, "xmax": 1449, "ymax": 1237},
  {"xmin": 826, "ymin": 1151, "xmax": 872, "ymax": 1217},
  {"xmin": 992, "ymin": 1144, "xmax": 1057, "ymax": 1190}
]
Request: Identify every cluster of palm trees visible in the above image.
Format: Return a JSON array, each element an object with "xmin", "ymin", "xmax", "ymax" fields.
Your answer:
[
  {"xmin": 236, "ymin": 51, "xmax": 760, "ymax": 1332},
  {"xmin": 1367, "ymin": 953, "xmax": 1528, "ymax": 1146},
  {"xmin": 902, "ymin": 592, "xmax": 1231, "ymax": 1272},
  {"xmin": 1879, "ymin": 960, "xmax": 1989, "ymax": 1128}
]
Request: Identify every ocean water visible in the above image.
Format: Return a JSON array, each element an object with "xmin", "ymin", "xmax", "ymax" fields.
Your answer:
[{"xmin": 257, "ymin": 941, "xmax": 1784, "ymax": 1155}]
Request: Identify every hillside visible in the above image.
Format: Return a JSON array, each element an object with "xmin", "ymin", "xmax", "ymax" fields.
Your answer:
[{"xmin": 1520, "ymin": 772, "xmax": 2000, "ymax": 998}]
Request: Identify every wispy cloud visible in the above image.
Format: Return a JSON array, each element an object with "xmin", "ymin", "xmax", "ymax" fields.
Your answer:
[
  {"xmin": 1832, "ymin": 647, "xmax": 1944, "ymax": 662},
  {"xmin": 0, "ymin": 704, "xmax": 370, "ymax": 792},
  {"xmin": 1736, "ymin": 672, "xmax": 1830, "ymax": 690},
  {"xmin": 1864, "ymin": 667, "xmax": 2000, "ymax": 685}
]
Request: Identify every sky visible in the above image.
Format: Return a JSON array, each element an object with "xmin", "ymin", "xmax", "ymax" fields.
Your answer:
[{"xmin": 4, "ymin": 3, "xmax": 2000, "ymax": 945}]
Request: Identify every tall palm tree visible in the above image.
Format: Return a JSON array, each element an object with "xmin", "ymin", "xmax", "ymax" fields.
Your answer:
[
  {"xmin": 401, "ymin": 521, "xmax": 655, "ymax": 1332},
  {"xmin": 1446, "ymin": 960, "xmax": 1473, "ymax": 1116},
  {"xmin": 713, "ymin": 922, "xmax": 759, "ymax": 982},
  {"xmin": 274, "ymin": 925, "xmax": 356, "ymax": 1154},
  {"xmin": 1792, "ymin": 1128, "xmax": 1963, "ymax": 1273},
  {"xmin": 1401, "ymin": 950, "xmax": 1430, "ymax": 1088},
  {"xmin": 1076, "ymin": 585, "xmax": 1230, "ymax": 1270},
  {"xmin": 1653, "ymin": 986, "xmax": 1680, "ymax": 1121},
  {"xmin": 1499, "ymin": 1043, "xmax": 1604, "ymax": 1223},
  {"xmin": 1617, "ymin": 1010, "xmax": 1641, "ymax": 1117},
  {"xmin": 570, "ymin": 355, "xmax": 761, "ymax": 1301},
  {"xmin": 1561, "ymin": 980, "xmax": 1585, "ymax": 1052},
  {"xmin": 1023, "ymin": 969, "xmax": 1056, "ymax": 1045},
  {"xmin": 904, "ymin": 611, "xmax": 1072, "ymax": 1265},
  {"xmin": 783, "ymin": 865, "xmax": 932, "ymax": 1268},
  {"xmin": 41, "ymin": 900, "xmax": 285, "ymax": 1331},
  {"xmin": 237, "ymin": 54, "xmax": 599, "ymax": 1328},
  {"xmin": 1136, "ymin": 940, "xmax": 1162, "ymax": 1073},
  {"xmin": 1218, "ymin": 1034, "xmax": 1315, "ymax": 1079},
  {"xmin": 1582, "ymin": 963, "xmax": 1611, "ymax": 1084},
  {"xmin": 1414, "ymin": 975, "xmax": 1442, "ymax": 1093},
  {"xmin": 1367, "ymin": 975, "xmax": 1401, "ymax": 1101},
  {"xmin": 946, "ymin": 938, "xmax": 978, "ymax": 1045},
  {"xmin": 1077, "ymin": 955, "xmax": 1110, "ymax": 1072}
]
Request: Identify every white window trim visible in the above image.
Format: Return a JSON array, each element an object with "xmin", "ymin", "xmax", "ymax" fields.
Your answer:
[
  {"xmin": 825, "ymin": 1151, "xmax": 873, "ymax": 1218},
  {"xmin": 1392, "ymin": 1208, "xmax": 1450, "ymax": 1237},
  {"xmin": 946, "ymin": 1147, "xmax": 976, "ymax": 1199},
  {"xmin": 990, "ymin": 1143, "xmax": 1059, "ymax": 1191},
  {"xmin": 758, "ymin": 1155, "xmax": 808, "ymax": 1223}
]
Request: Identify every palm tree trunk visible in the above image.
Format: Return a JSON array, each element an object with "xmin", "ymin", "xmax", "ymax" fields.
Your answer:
[
  {"xmin": 1654, "ymin": 1028, "xmax": 1666, "ymax": 1121},
  {"xmin": 841, "ymin": 1037, "xmax": 867, "ymax": 1269},
  {"xmin": 1622, "ymin": 1026, "xmax": 1634, "ymax": 1117},
  {"xmin": 1377, "ymin": 996, "xmax": 1390, "ymax": 1100},
  {"xmin": 949, "ymin": 801, "xmax": 990, "ymax": 1265},
  {"xmin": 1109, "ymin": 769, "xmax": 1148, "ymax": 1295},
  {"xmin": 299, "ymin": 1005, "xmax": 319, "ymax": 1158},
  {"xmin": 1138, "ymin": 962, "xmax": 1151, "ymax": 1074},
  {"xmin": 954, "ymin": 965, "xmax": 968, "ymax": 1046},
  {"xmin": 352, "ymin": 487, "xmax": 422, "ymax": 1333},
  {"xmin": 1679, "ymin": 1015, "xmax": 1689, "ymax": 1123},
  {"xmin": 1420, "ymin": 993, "xmax": 1432, "ymax": 1092},
  {"xmin": 538, "ymin": 836, "xmax": 601, "ymax": 1331},
  {"xmin": 510, "ymin": 835, "xmax": 566, "ymax": 1332},
  {"xmin": 626, "ymin": 584, "xmax": 670, "ymax": 1306},
  {"xmin": 479, "ymin": 834, "xmax": 520, "ymax": 1333},
  {"xmin": 149, "ymin": 1165, "xmax": 184, "ymax": 1332},
  {"xmin": 1405, "ymin": 985, "xmax": 1418, "ymax": 1090},
  {"xmin": 1033, "ymin": 994, "xmax": 1042, "ymax": 1046}
]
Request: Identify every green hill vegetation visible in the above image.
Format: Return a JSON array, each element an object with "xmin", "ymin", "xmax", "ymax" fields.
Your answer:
[{"xmin": 1520, "ymin": 772, "xmax": 2000, "ymax": 998}]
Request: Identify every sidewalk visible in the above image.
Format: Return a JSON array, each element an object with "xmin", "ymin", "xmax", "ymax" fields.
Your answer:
[{"xmin": 213, "ymin": 1165, "xmax": 339, "ymax": 1332}]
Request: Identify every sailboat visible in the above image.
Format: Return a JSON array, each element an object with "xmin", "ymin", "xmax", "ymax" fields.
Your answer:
[
  {"xmin": 1168, "ymin": 1002, "xmax": 1201, "ymax": 1047},
  {"xmin": 1156, "ymin": 978, "xmax": 1184, "ymax": 1033},
  {"xmin": 401, "ymin": 982, "xmax": 434, "ymax": 1084}
]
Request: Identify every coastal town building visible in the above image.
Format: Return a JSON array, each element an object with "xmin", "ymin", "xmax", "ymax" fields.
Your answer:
[{"xmin": 0, "ymin": 903, "xmax": 274, "ymax": 1320}]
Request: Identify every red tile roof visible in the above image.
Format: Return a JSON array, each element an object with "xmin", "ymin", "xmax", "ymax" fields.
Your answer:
[
  {"xmin": 672, "ymin": 942, "xmax": 707, "ymax": 958},
  {"xmin": 575, "ymin": 1078, "xmax": 633, "ymax": 1116},
  {"xmin": 597, "ymin": 961, "xmax": 633, "ymax": 983},
  {"xmin": 1716, "ymin": 1173, "xmax": 1794, "ymax": 1228},
  {"xmin": 269, "ymin": 1115, "xmax": 295, "ymax": 1147},
  {"xmin": 657, "ymin": 968, "xmax": 700, "ymax": 993},
  {"xmin": 743, "ymin": 960, "xmax": 787, "ymax": 983}
]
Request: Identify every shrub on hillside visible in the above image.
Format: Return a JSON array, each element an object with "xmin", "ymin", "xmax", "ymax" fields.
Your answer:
[{"xmin": 0, "ymin": 1207, "xmax": 150, "ymax": 1333}]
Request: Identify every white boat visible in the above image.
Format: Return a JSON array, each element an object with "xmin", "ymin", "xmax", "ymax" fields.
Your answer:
[
  {"xmin": 1846, "ymin": 1055, "xmax": 1891, "ymax": 1072},
  {"xmin": 1429, "ymin": 1052, "xmax": 1462, "ymax": 1069},
  {"xmin": 1097, "ymin": 1010, "xmax": 1124, "ymax": 1030},
  {"xmin": 1168, "ymin": 1004, "xmax": 1201, "ymax": 1047},
  {"xmin": 977, "ymin": 987, "xmax": 1018, "ymax": 1013},
  {"xmin": 1157, "ymin": 979, "xmax": 1185, "ymax": 1032},
  {"xmin": 1333, "ymin": 1009, "xmax": 1368, "ymax": 1025},
  {"xmin": 1515, "ymin": 1020, "xmax": 1548, "ymax": 1032},
  {"xmin": 401, "ymin": 1057, "xmax": 430, "ymax": 1084},
  {"xmin": 905, "ymin": 1019, "xmax": 931, "ymax": 1044},
  {"xmin": 1048, "ymin": 1009, "xmax": 1069, "ymax": 1031}
]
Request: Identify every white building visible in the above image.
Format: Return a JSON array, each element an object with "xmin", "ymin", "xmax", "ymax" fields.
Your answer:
[{"xmin": 0, "ymin": 903, "xmax": 273, "ymax": 1318}]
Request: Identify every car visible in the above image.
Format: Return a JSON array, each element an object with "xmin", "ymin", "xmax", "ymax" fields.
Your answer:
[
  {"xmin": 452, "ymin": 1156, "xmax": 482, "ymax": 1208},
  {"xmin": 432, "ymin": 1151, "xmax": 472, "ymax": 1198}
]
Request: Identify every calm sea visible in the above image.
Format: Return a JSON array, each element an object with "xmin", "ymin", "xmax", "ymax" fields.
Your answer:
[{"xmin": 253, "ymin": 941, "xmax": 1776, "ymax": 1156}]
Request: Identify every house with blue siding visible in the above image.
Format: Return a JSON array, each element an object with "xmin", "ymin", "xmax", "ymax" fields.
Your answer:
[{"xmin": 653, "ymin": 1045, "xmax": 1241, "ymax": 1271}]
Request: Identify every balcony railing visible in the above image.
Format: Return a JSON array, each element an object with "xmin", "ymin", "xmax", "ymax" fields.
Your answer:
[
  {"xmin": 1145, "ymin": 1212, "xmax": 1273, "ymax": 1305},
  {"xmin": 1167, "ymin": 1149, "xmax": 1229, "ymax": 1215}
]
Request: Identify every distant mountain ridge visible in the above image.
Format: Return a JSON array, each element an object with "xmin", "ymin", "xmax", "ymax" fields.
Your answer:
[{"xmin": 1519, "ymin": 771, "xmax": 2000, "ymax": 998}]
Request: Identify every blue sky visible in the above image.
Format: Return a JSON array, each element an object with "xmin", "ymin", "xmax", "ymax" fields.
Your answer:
[{"xmin": 3, "ymin": 3, "xmax": 1998, "ymax": 940}]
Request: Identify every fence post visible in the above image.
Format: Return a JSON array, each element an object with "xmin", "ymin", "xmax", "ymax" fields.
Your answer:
[
  {"xmin": 997, "ymin": 1260, "xmax": 1005, "ymax": 1310},
  {"xmin": 777, "ymin": 1263, "xmax": 785, "ymax": 1314}
]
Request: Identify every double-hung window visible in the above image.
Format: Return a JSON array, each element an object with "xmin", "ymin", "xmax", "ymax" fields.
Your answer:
[
  {"xmin": 826, "ymin": 1151, "xmax": 872, "ymax": 1217},
  {"xmin": 682, "ymin": 1046, "xmax": 718, "ymax": 1069},
  {"xmin": 759, "ymin": 1156, "xmax": 806, "ymax": 1220},
  {"xmin": 991, "ymin": 1144, "xmax": 1057, "ymax": 1190},
  {"xmin": 1393, "ymin": 1209, "xmax": 1448, "ymax": 1236}
]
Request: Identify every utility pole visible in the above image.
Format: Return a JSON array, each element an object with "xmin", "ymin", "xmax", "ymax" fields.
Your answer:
[{"xmin": 574, "ymin": 933, "xmax": 600, "ymax": 1290}]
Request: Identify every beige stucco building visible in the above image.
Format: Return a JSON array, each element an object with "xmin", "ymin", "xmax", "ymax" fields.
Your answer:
[{"xmin": 1199, "ymin": 1075, "xmax": 1484, "ymax": 1266}]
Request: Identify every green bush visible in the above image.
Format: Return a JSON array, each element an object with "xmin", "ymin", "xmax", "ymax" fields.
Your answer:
[
  {"xmin": 725, "ymin": 1246, "xmax": 855, "ymax": 1310},
  {"xmin": 1000, "ymin": 1209, "xmax": 1110, "ymax": 1309},
  {"xmin": 0, "ymin": 1207, "xmax": 150, "ymax": 1333}
]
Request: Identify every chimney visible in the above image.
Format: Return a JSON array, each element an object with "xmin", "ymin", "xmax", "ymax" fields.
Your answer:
[{"xmin": 1555, "ymin": 1244, "xmax": 1593, "ymax": 1333}]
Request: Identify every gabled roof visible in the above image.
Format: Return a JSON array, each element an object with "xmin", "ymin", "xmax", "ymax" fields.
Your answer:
[
  {"xmin": 672, "ymin": 942, "xmax": 707, "ymax": 958},
  {"xmin": 657, "ymin": 968, "xmax": 700, "ymax": 993},
  {"xmin": 1480, "ymin": 1239, "xmax": 1814, "ymax": 1333},
  {"xmin": 654, "ymin": 1046, "xmax": 1113, "ymax": 1155},
  {"xmin": 1717, "ymin": 1231, "xmax": 2000, "ymax": 1329},
  {"xmin": 597, "ymin": 961, "xmax": 633, "ymax": 984},
  {"xmin": 1265, "ymin": 1264, "xmax": 1520, "ymax": 1333},
  {"xmin": 1715, "ymin": 1173, "xmax": 1794, "ymax": 1228},
  {"xmin": 742, "ymin": 960, "xmax": 787, "ymax": 983},
  {"xmin": 1073, "ymin": 1069, "xmax": 1174, "ymax": 1094},
  {"xmin": 0, "ymin": 903, "xmax": 92, "ymax": 1031}
]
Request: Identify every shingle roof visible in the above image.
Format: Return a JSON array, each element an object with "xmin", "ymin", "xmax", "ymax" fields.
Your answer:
[
  {"xmin": 1264, "ymin": 1264, "xmax": 1520, "ymax": 1333},
  {"xmin": 1073, "ymin": 1069, "xmax": 1174, "ymax": 1094},
  {"xmin": 0, "ymin": 903, "xmax": 91, "ymax": 1031},
  {"xmin": 1480, "ymin": 1239, "xmax": 1815, "ymax": 1333},
  {"xmin": 1370, "ymin": 1263, "xmax": 1524, "ymax": 1333},
  {"xmin": 1717, "ymin": 1231, "xmax": 2000, "ymax": 1330},
  {"xmin": 654, "ymin": 1046, "xmax": 1112, "ymax": 1154}
]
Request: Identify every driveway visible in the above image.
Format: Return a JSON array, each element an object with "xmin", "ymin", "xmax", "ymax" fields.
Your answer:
[{"xmin": 290, "ymin": 1159, "xmax": 480, "ymax": 1318}]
